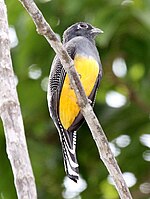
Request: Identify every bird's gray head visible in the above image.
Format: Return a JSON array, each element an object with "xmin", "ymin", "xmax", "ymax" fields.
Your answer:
[{"xmin": 63, "ymin": 22, "xmax": 103, "ymax": 43}]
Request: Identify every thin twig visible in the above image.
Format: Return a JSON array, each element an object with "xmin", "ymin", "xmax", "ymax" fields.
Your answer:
[
  {"xmin": 18, "ymin": 0, "xmax": 133, "ymax": 198},
  {"xmin": 0, "ymin": 1, "xmax": 37, "ymax": 198}
]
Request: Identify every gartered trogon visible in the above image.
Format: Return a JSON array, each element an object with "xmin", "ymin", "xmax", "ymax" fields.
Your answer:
[{"xmin": 47, "ymin": 22, "xmax": 103, "ymax": 182}]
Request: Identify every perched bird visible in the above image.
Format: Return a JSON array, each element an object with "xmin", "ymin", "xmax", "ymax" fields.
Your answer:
[{"xmin": 47, "ymin": 22, "xmax": 103, "ymax": 182}]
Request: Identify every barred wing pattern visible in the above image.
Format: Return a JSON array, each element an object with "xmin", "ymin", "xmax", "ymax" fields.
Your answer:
[{"xmin": 47, "ymin": 46, "xmax": 79, "ymax": 182}]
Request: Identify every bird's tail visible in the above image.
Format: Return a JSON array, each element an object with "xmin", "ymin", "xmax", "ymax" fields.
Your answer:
[{"xmin": 59, "ymin": 129, "xmax": 79, "ymax": 182}]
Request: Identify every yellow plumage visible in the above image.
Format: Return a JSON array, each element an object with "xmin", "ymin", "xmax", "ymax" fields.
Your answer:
[{"xmin": 59, "ymin": 54, "xmax": 99, "ymax": 129}]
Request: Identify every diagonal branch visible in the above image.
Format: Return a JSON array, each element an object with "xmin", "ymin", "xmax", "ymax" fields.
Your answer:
[
  {"xmin": 0, "ymin": 1, "xmax": 37, "ymax": 198},
  {"xmin": 19, "ymin": 0, "xmax": 133, "ymax": 198}
]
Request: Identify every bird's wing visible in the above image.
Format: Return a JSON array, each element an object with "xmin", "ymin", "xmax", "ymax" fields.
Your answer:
[
  {"xmin": 47, "ymin": 44, "xmax": 79, "ymax": 182},
  {"xmin": 48, "ymin": 43, "xmax": 76, "ymax": 126}
]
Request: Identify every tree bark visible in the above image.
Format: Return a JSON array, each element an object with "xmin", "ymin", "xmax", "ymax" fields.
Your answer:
[
  {"xmin": 0, "ymin": 1, "xmax": 37, "ymax": 198},
  {"xmin": 18, "ymin": 0, "xmax": 132, "ymax": 198}
]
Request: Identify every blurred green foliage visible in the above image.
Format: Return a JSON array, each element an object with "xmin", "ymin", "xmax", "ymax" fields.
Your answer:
[{"xmin": 0, "ymin": 0, "xmax": 150, "ymax": 198}]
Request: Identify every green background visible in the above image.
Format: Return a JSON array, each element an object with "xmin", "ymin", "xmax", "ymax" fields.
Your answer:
[{"xmin": 0, "ymin": 0, "xmax": 150, "ymax": 198}]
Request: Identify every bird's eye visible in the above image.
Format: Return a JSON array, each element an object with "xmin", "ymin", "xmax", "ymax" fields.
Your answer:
[{"xmin": 77, "ymin": 23, "xmax": 88, "ymax": 30}]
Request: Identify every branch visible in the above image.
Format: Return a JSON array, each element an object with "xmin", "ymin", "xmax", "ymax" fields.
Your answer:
[
  {"xmin": 0, "ymin": 1, "xmax": 37, "ymax": 198},
  {"xmin": 18, "ymin": 0, "xmax": 133, "ymax": 198}
]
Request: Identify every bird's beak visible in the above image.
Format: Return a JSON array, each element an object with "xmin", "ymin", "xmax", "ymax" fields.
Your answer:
[{"xmin": 91, "ymin": 27, "xmax": 104, "ymax": 34}]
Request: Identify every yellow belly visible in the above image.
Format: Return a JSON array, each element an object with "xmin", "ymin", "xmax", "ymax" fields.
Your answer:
[{"xmin": 59, "ymin": 54, "xmax": 99, "ymax": 130}]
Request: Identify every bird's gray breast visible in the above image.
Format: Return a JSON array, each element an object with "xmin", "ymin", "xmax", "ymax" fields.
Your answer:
[{"xmin": 65, "ymin": 36, "xmax": 101, "ymax": 65}]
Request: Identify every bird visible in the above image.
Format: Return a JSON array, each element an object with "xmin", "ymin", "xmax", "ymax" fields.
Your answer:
[{"xmin": 47, "ymin": 22, "xmax": 103, "ymax": 182}]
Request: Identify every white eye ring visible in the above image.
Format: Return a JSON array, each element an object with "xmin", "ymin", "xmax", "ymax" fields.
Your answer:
[{"xmin": 77, "ymin": 23, "xmax": 88, "ymax": 30}]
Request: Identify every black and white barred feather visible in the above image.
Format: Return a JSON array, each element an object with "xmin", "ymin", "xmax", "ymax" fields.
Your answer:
[{"xmin": 47, "ymin": 46, "xmax": 79, "ymax": 182}]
